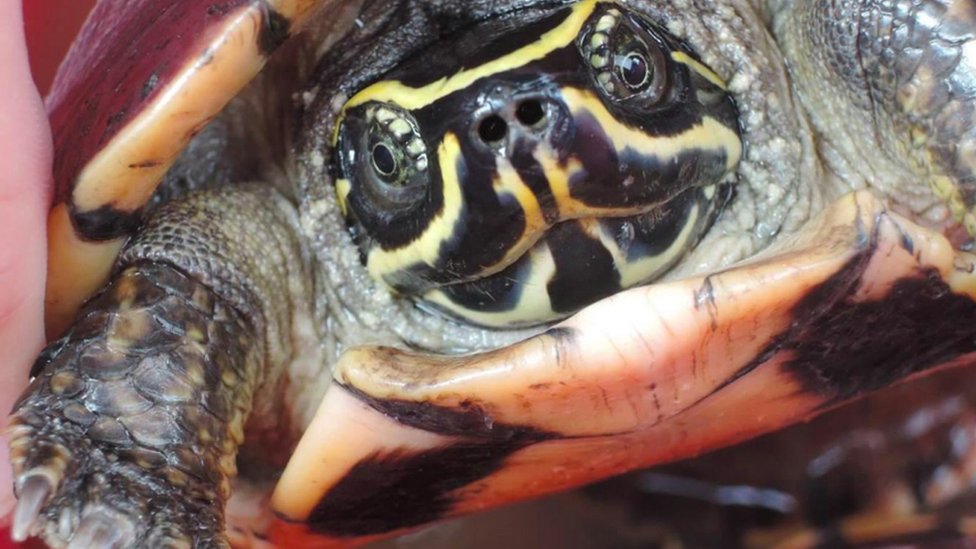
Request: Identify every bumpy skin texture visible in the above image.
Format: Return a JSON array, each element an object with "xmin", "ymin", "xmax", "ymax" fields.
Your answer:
[
  {"xmin": 10, "ymin": 263, "xmax": 258, "ymax": 548},
  {"xmin": 10, "ymin": 186, "xmax": 308, "ymax": 547},
  {"xmin": 775, "ymin": 0, "xmax": 976, "ymax": 229},
  {"xmin": 9, "ymin": 0, "xmax": 976, "ymax": 547}
]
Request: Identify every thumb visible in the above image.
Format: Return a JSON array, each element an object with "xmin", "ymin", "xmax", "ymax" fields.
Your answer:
[{"xmin": 0, "ymin": 0, "xmax": 53, "ymax": 527}]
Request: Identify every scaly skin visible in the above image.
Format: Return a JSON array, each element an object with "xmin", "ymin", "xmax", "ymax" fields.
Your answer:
[
  {"xmin": 8, "ymin": 185, "xmax": 309, "ymax": 547},
  {"xmin": 9, "ymin": 263, "xmax": 259, "ymax": 548},
  {"xmin": 773, "ymin": 0, "xmax": 976, "ymax": 231}
]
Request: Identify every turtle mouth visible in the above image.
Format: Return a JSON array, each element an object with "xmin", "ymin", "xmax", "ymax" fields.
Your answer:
[
  {"xmin": 332, "ymin": 0, "xmax": 741, "ymax": 328},
  {"xmin": 417, "ymin": 181, "xmax": 725, "ymax": 329}
]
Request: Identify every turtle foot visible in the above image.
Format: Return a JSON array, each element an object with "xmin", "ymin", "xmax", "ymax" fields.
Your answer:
[
  {"xmin": 7, "ymin": 413, "xmax": 223, "ymax": 549},
  {"xmin": 7, "ymin": 262, "xmax": 260, "ymax": 548}
]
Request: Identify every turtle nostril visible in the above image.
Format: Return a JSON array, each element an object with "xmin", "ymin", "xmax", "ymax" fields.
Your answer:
[
  {"xmin": 516, "ymin": 99, "xmax": 545, "ymax": 127},
  {"xmin": 478, "ymin": 115, "xmax": 508, "ymax": 144}
]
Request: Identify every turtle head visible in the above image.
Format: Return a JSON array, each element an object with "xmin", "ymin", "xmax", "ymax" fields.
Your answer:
[{"xmin": 334, "ymin": 0, "xmax": 741, "ymax": 328}]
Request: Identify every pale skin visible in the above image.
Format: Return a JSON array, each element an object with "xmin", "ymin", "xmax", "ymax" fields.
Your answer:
[{"xmin": 0, "ymin": 0, "xmax": 52, "ymax": 525}]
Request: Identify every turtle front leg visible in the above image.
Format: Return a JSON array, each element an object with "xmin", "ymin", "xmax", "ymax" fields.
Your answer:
[
  {"xmin": 774, "ymin": 0, "xmax": 976, "ymax": 232},
  {"xmin": 7, "ymin": 185, "xmax": 308, "ymax": 548},
  {"xmin": 9, "ymin": 264, "xmax": 259, "ymax": 547}
]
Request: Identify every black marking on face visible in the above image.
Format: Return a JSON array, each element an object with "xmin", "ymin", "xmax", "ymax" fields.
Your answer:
[
  {"xmin": 335, "ymin": 0, "xmax": 741, "ymax": 328},
  {"xmin": 431, "ymin": 251, "xmax": 533, "ymax": 313},
  {"xmin": 304, "ymin": 441, "xmax": 532, "ymax": 537},
  {"xmin": 602, "ymin": 184, "xmax": 715, "ymax": 262},
  {"xmin": 566, "ymin": 110, "xmax": 732, "ymax": 209},
  {"xmin": 436, "ymin": 153, "xmax": 529, "ymax": 280},
  {"xmin": 421, "ymin": 181, "xmax": 724, "ymax": 327},
  {"xmin": 389, "ymin": 5, "xmax": 577, "ymax": 89},
  {"xmin": 340, "ymin": 383, "xmax": 554, "ymax": 441},
  {"xmin": 70, "ymin": 203, "xmax": 142, "ymax": 241},
  {"xmin": 257, "ymin": 2, "xmax": 291, "ymax": 56},
  {"xmin": 547, "ymin": 221, "xmax": 621, "ymax": 313}
]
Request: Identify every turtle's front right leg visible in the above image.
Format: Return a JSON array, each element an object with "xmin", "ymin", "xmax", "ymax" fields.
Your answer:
[{"xmin": 7, "ymin": 185, "xmax": 307, "ymax": 548}]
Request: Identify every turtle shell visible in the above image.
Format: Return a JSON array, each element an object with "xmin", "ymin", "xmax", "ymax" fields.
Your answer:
[{"xmin": 44, "ymin": 0, "xmax": 330, "ymax": 337}]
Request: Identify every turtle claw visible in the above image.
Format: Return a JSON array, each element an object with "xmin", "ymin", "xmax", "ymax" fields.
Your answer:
[
  {"xmin": 66, "ymin": 510, "xmax": 134, "ymax": 549},
  {"xmin": 145, "ymin": 524, "xmax": 194, "ymax": 549},
  {"xmin": 11, "ymin": 474, "xmax": 54, "ymax": 542}
]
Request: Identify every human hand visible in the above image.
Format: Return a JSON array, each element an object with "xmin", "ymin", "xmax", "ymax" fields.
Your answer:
[{"xmin": 0, "ymin": 0, "xmax": 53, "ymax": 538}]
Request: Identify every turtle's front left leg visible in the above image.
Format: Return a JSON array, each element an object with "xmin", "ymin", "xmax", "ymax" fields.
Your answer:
[
  {"xmin": 7, "ymin": 185, "xmax": 308, "ymax": 548},
  {"xmin": 9, "ymin": 263, "xmax": 260, "ymax": 548}
]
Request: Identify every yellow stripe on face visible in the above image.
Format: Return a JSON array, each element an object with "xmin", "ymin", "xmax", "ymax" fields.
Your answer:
[
  {"xmin": 671, "ymin": 51, "xmax": 728, "ymax": 90},
  {"xmin": 534, "ymin": 144, "xmax": 590, "ymax": 216},
  {"xmin": 422, "ymin": 243, "xmax": 558, "ymax": 327},
  {"xmin": 335, "ymin": 178, "xmax": 351, "ymax": 217},
  {"xmin": 490, "ymin": 159, "xmax": 549, "ymax": 273},
  {"xmin": 366, "ymin": 132, "xmax": 465, "ymax": 282},
  {"xmin": 560, "ymin": 87, "xmax": 743, "ymax": 171},
  {"xmin": 579, "ymin": 200, "xmax": 703, "ymax": 288},
  {"xmin": 341, "ymin": 0, "xmax": 600, "ymax": 113}
]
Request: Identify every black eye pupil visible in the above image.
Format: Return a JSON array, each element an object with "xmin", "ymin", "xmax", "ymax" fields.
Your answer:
[
  {"xmin": 620, "ymin": 52, "xmax": 649, "ymax": 89},
  {"xmin": 371, "ymin": 143, "xmax": 397, "ymax": 177}
]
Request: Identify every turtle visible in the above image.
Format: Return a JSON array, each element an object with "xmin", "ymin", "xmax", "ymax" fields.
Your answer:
[{"xmin": 6, "ymin": 0, "xmax": 976, "ymax": 547}]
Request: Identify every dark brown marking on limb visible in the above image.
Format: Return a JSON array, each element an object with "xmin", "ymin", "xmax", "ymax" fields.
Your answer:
[
  {"xmin": 811, "ymin": 521, "xmax": 976, "ymax": 549},
  {"xmin": 702, "ymin": 213, "xmax": 879, "ymax": 399},
  {"xmin": 302, "ymin": 441, "xmax": 532, "ymax": 537},
  {"xmin": 106, "ymin": 109, "xmax": 127, "ymax": 130},
  {"xmin": 206, "ymin": 3, "xmax": 233, "ymax": 16},
  {"xmin": 305, "ymin": 326, "xmax": 578, "ymax": 536},
  {"xmin": 545, "ymin": 326, "xmax": 574, "ymax": 369},
  {"xmin": 649, "ymin": 382, "xmax": 662, "ymax": 420},
  {"xmin": 128, "ymin": 160, "xmax": 163, "ymax": 169},
  {"xmin": 708, "ymin": 221, "xmax": 976, "ymax": 406},
  {"xmin": 897, "ymin": 227, "xmax": 915, "ymax": 255},
  {"xmin": 257, "ymin": 2, "xmax": 291, "ymax": 56},
  {"xmin": 785, "ymin": 267, "xmax": 976, "ymax": 403},
  {"xmin": 70, "ymin": 203, "xmax": 143, "ymax": 241},
  {"xmin": 140, "ymin": 72, "xmax": 160, "ymax": 100},
  {"xmin": 694, "ymin": 276, "xmax": 718, "ymax": 330},
  {"xmin": 340, "ymin": 383, "xmax": 555, "ymax": 441},
  {"xmin": 199, "ymin": 45, "xmax": 217, "ymax": 67}
]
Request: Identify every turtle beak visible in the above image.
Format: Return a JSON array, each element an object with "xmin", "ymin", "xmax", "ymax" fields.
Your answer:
[{"xmin": 269, "ymin": 191, "xmax": 976, "ymax": 547}]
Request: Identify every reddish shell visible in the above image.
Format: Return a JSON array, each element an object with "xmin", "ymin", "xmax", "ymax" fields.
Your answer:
[
  {"xmin": 48, "ymin": 0, "xmax": 257, "ymax": 208},
  {"xmin": 44, "ymin": 0, "xmax": 327, "ymax": 336}
]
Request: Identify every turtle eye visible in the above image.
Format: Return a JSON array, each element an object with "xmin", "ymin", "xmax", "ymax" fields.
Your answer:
[
  {"xmin": 336, "ymin": 102, "xmax": 430, "ymax": 217},
  {"xmin": 370, "ymin": 142, "xmax": 399, "ymax": 179},
  {"xmin": 617, "ymin": 51, "xmax": 650, "ymax": 90},
  {"xmin": 616, "ymin": 40, "xmax": 668, "ymax": 103},
  {"xmin": 581, "ymin": 8, "xmax": 671, "ymax": 106}
]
